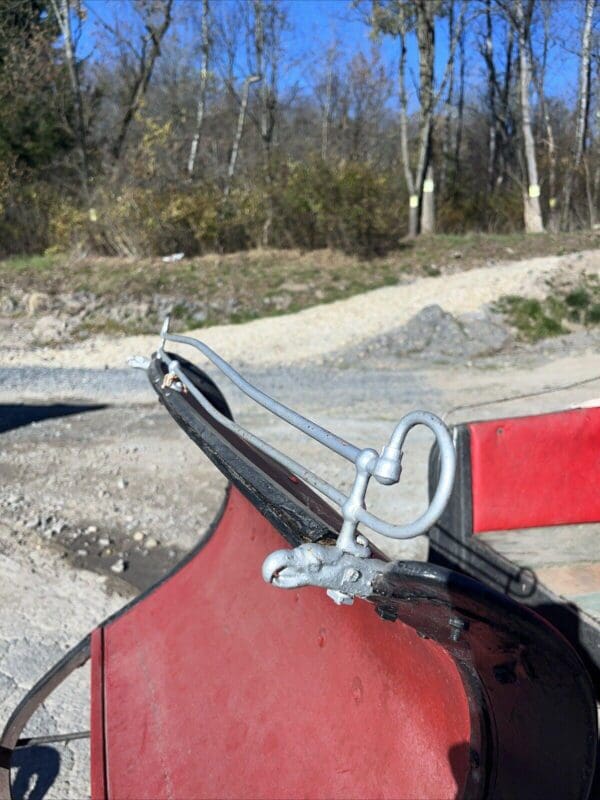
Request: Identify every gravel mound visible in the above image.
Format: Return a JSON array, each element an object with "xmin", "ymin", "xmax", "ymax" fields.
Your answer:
[{"xmin": 340, "ymin": 304, "xmax": 512, "ymax": 364}]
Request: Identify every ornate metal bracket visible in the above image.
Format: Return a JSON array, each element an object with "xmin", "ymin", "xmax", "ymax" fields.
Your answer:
[
  {"xmin": 262, "ymin": 542, "xmax": 390, "ymax": 605},
  {"xmin": 134, "ymin": 317, "xmax": 457, "ymax": 605}
]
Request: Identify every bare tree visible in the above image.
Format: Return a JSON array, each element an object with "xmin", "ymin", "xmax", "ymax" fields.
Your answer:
[
  {"xmin": 187, "ymin": 0, "xmax": 211, "ymax": 178},
  {"xmin": 111, "ymin": 0, "xmax": 174, "ymax": 165},
  {"xmin": 530, "ymin": 0, "xmax": 558, "ymax": 230},
  {"xmin": 251, "ymin": 0, "xmax": 283, "ymax": 246},
  {"xmin": 320, "ymin": 42, "xmax": 338, "ymax": 161},
  {"xmin": 372, "ymin": 0, "xmax": 464, "ymax": 236},
  {"xmin": 454, "ymin": 18, "xmax": 466, "ymax": 176},
  {"xmin": 50, "ymin": 0, "xmax": 89, "ymax": 199},
  {"xmin": 377, "ymin": 1, "xmax": 434, "ymax": 237},
  {"xmin": 441, "ymin": 1, "xmax": 455, "ymax": 193},
  {"xmin": 481, "ymin": 0, "xmax": 498, "ymax": 190},
  {"xmin": 562, "ymin": 0, "xmax": 596, "ymax": 228}
]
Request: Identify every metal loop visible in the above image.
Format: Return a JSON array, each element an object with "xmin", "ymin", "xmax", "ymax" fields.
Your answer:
[{"xmin": 151, "ymin": 317, "xmax": 456, "ymax": 554}]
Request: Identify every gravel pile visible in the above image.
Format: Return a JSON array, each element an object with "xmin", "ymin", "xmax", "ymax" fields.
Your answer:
[{"xmin": 336, "ymin": 304, "xmax": 512, "ymax": 365}]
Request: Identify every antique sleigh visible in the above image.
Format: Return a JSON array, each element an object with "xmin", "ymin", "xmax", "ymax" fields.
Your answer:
[{"xmin": 1, "ymin": 318, "xmax": 598, "ymax": 799}]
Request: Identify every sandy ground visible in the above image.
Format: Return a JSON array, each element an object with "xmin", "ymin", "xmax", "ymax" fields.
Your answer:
[{"xmin": 2, "ymin": 247, "xmax": 600, "ymax": 798}]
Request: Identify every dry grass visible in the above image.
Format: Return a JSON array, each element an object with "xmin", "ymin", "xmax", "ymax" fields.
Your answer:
[{"xmin": 2, "ymin": 231, "xmax": 599, "ymax": 333}]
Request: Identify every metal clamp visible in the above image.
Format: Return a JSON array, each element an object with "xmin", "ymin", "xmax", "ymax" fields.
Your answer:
[
  {"xmin": 136, "ymin": 317, "xmax": 457, "ymax": 605},
  {"xmin": 261, "ymin": 542, "xmax": 390, "ymax": 605}
]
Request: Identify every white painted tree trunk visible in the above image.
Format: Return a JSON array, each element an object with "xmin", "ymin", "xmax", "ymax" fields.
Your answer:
[
  {"xmin": 187, "ymin": 0, "xmax": 210, "ymax": 179},
  {"xmin": 421, "ymin": 165, "xmax": 435, "ymax": 234},
  {"xmin": 516, "ymin": 0, "xmax": 544, "ymax": 233}
]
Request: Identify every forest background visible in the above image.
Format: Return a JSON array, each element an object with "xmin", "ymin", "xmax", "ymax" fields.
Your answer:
[{"xmin": 1, "ymin": 0, "xmax": 599, "ymax": 259}]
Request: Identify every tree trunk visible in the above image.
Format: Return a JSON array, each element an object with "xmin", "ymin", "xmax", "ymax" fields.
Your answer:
[
  {"xmin": 223, "ymin": 75, "xmax": 260, "ymax": 198},
  {"xmin": 440, "ymin": 1, "xmax": 454, "ymax": 193},
  {"xmin": 50, "ymin": 0, "xmax": 89, "ymax": 200},
  {"xmin": 562, "ymin": 0, "xmax": 595, "ymax": 228},
  {"xmin": 454, "ymin": 23, "xmax": 465, "ymax": 177},
  {"xmin": 397, "ymin": 2, "xmax": 435, "ymax": 238},
  {"xmin": 187, "ymin": 0, "xmax": 210, "ymax": 179},
  {"xmin": 321, "ymin": 60, "xmax": 334, "ymax": 161},
  {"xmin": 421, "ymin": 165, "xmax": 435, "ymax": 234},
  {"xmin": 483, "ymin": 0, "xmax": 498, "ymax": 191},
  {"xmin": 398, "ymin": 26, "xmax": 418, "ymax": 237},
  {"xmin": 253, "ymin": 0, "xmax": 278, "ymax": 247},
  {"xmin": 515, "ymin": 0, "xmax": 544, "ymax": 233},
  {"xmin": 111, "ymin": 0, "xmax": 174, "ymax": 164},
  {"xmin": 584, "ymin": 159, "xmax": 597, "ymax": 228},
  {"xmin": 533, "ymin": 1, "xmax": 559, "ymax": 231}
]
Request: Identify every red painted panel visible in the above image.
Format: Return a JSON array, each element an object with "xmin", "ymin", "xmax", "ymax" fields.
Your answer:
[
  {"xmin": 90, "ymin": 628, "xmax": 106, "ymax": 800},
  {"xmin": 470, "ymin": 407, "xmax": 600, "ymax": 533},
  {"xmin": 97, "ymin": 488, "xmax": 471, "ymax": 800}
]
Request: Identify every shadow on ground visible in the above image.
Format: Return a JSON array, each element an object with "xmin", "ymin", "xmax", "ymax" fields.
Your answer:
[
  {"xmin": 0, "ymin": 404, "xmax": 106, "ymax": 434},
  {"xmin": 10, "ymin": 746, "xmax": 60, "ymax": 800}
]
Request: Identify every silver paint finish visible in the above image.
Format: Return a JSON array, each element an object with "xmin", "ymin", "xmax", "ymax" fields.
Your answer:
[{"xmin": 145, "ymin": 317, "xmax": 457, "ymax": 602}]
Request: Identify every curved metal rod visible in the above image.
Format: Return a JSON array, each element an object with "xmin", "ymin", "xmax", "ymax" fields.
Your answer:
[
  {"xmin": 357, "ymin": 413, "xmax": 456, "ymax": 540},
  {"xmin": 162, "ymin": 329, "xmax": 361, "ymax": 462},
  {"xmin": 157, "ymin": 348, "xmax": 347, "ymax": 509},
  {"xmin": 154, "ymin": 323, "xmax": 456, "ymax": 553}
]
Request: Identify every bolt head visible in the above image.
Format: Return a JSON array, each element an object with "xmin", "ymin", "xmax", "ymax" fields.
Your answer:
[
  {"xmin": 342, "ymin": 567, "xmax": 360, "ymax": 583},
  {"xmin": 327, "ymin": 589, "xmax": 354, "ymax": 606}
]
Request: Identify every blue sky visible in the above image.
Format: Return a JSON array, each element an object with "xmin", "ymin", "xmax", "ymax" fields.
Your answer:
[{"xmin": 80, "ymin": 0, "xmax": 582, "ymax": 107}]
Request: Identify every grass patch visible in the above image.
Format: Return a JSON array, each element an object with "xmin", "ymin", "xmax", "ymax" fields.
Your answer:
[
  {"xmin": 1, "ymin": 253, "xmax": 58, "ymax": 273},
  {"xmin": 493, "ymin": 271, "xmax": 600, "ymax": 343},
  {"xmin": 492, "ymin": 296, "xmax": 567, "ymax": 342}
]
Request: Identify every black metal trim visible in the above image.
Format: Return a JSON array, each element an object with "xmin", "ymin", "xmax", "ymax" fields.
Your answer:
[
  {"xmin": 148, "ymin": 354, "xmax": 348, "ymax": 549},
  {"xmin": 371, "ymin": 561, "xmax": 597, "ymax": 800},
  {"xmin": 428, "ymin": 427, "xmax": 600, "ymax": 694}
]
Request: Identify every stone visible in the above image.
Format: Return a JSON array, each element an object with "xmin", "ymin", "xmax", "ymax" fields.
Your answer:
[
  {"xmin": 110, "ymin": 558, "xmax": 127, "ymax": 574},
  {"xmin": 132, "ymin": 531, "xmax": 144, "ymax": 542},
  {"xmin": 144, "ymin": 536, "xmax": 158, "ymax": 550},
  {"xmin": 31, "ymin": 314, "xmax": 74, "ymax": 345},
  {"xmin": 25, "ymin": 291, "xmax": 50, "ymax": 315}
]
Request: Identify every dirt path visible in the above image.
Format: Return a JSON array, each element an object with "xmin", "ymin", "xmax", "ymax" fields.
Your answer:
[{"xmin": 2, "ymin": 249, "xmax": 598, "ymax": 370}]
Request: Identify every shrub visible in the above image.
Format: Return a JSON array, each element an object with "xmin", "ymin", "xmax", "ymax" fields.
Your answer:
[{"xmin": 274, "ymin": 159, "xmax": 405, "ymax": 255}]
